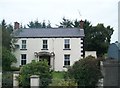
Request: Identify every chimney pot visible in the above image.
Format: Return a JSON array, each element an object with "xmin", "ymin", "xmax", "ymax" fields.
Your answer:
[
  {"xmin": 14, "ymin": 22, "xmax": 19, "ymax": 29},
  {"xmin": 80, "ymin": 20, "xmax": 84, "ymax": 29}
]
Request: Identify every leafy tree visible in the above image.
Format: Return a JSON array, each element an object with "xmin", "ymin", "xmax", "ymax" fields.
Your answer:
[
  {"xmin": 2, "ymin": 47, "xmax": 17, "ymax": 71},
  {"xmin": 47, "ymin": 20, "xmax": 51, "ymax": 28},
  {"xmin": 58, "ymin": 18, "xmax": 114, "ymax": 57},
  {"xmin": 59, "ymin": 17, "xmax": 73, "ymax": 28},
  {"xmin": 88, "ymin": 24, "xmax": 113, "ymax": 56},
  {"xmin": 19, "ymin": 60, "xmax": 52, "ymax": 87},
  {"xmin": 27, "ymin": 20, "xmax": 51, "ymax": 28},
  {"xmin": 1, "ymin": 19, "xmax": 17, "ymax": 71},
  {"xmin": 1, "ymin": 19, "xmax": 12, "ymax": 50},
  {"xmin": 42, "ymin": 20, "xmax": 46, "ymax": 28},
  {"xmin": 68, "ymin": 56, "xmax": 102, "ymax": 88},
  {"xmin": 6, "ymin": 24, "xmax": 14, "ymax": 34}
]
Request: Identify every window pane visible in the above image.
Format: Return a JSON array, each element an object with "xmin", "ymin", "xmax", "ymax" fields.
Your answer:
[
  {"xmin": 65, "ymin": 44, "xmax": 70, "ymax": 49},
  {"xmin": 22, "ymin": 40, "xmax": 26, "ymax": 49},
  {"xmin": 21, "ymin": 60, "xmax": 26, "ymax": 65},
  {"xmin": 22, "ymin": 45, "xmax": 26, "ymax": 49},
  {"xmin": 21, "ymin": 54, "xmax": 26, "ymax": 65},
  {"xmin": 65, "ymin": 39, "xmax": 69, "ymax": 44},
  {"xmin": 64, "ymin": 55, "xmax": 70, "ymax": 66},
  {"xmin": 43, "ymin": 40, "xmax": 48, "ymax": 49},
  {"xmin": 43, "ymin": 40, "xmax": 47, "ymax": 44},
  {"xmin": 22, "ymin": 40, "xmax": 26, "ymax": 44},
  {"xmin": 64, "ymin": 39, "xmax": 70, "ymax": 49},
  {"xmin": 22, "ymin": 54, "xmax": 26, "ymax": 59},
  {"xmin": 43, "ymin": 45, "xmax": 47, "ymax": 49}
]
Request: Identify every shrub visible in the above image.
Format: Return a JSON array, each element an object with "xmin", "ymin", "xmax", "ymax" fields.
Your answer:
[
  {"xmin": 2, "ymin": 72, "xmax": 13, "ymax": 87},
  {"xmin": 18, "ymin": 60, "xmax": 52, "ymax": 88},
  {"xmin": 68, "ymin": 55, "xmax": 103, "ymax": 87}
]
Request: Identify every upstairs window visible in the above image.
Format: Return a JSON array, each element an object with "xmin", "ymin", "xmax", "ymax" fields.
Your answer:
[
  {"xmin": 64, "ymin": 39, "xmax": 70, "ymax": 49},
  {"xmin": 42, "ymin": 40, "xmax": 48, "ymax": 50},
  {"xmin": 21, "ymin": 54, "xmax": 26, "ymax": 65},
  {"xmin": 22, "ymin": 40, "xmax": 26, "ymax": 49},
  {"xmin": 64, "ymin": 54, "xmax": 70, "ymax": 66}
]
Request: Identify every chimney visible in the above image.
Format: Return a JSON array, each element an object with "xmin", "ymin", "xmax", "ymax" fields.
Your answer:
[
  {"xmin": 14, "ymin": 22, "xmax": 20, "ymax": 29},
  {"xmin": 80, "ymin": 20, "xmax": 84, "ymax": 29}
]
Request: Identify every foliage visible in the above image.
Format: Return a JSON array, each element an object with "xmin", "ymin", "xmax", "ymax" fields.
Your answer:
[
  {"xmin": 52, "ymin": 71, "xmax": 65, "ymax": 79},
  {"xmin": 49, "ymin": 79, "xmax": 77, "ymax": 87},
  {"xmin": 2, "ymin": 47, "xmax": 17, "ymax": 71},
  {"xmin": 59, "ymin": 17, "xmax": 73, "ymax": 28},
  {"xmin": 27, "ymin": 20, "xmax": 51, "ymax": 28},
  {"xmin": 1, "ymin": 19, "xmax": 12, "ymax": 50},
  {"xmin": 10, "ymin": 66, "xmax": 20, "ymax": 71},
  {"xmin": 58, "ymin": 18, "xmax": 114, "ymax": 57},
  {"xmin": 49, "ymin": 71, "xmax": 76, "ymax": 87},
  {"xmin": 1, "ymin": 19, "xmax": 17, "ymax": 71},
  {"xmin": 68, "ymin": 56, "xmax": 102, "ymax": 87},
  {"xmin": 2, "ymin": 72, "xmax": 13, "ymax": 87},
  {"xmin": 19, "ymin": 60, "xmax": 52, "ymax": 87}
]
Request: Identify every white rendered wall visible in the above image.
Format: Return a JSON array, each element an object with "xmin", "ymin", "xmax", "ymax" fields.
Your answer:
[
  {"xmin": 85, "ymin": 51, "xmax": 97, "ymax": 58},
  {"xmin": 13, "ymin": 37, "xmax": 83, "ymax": 71}
]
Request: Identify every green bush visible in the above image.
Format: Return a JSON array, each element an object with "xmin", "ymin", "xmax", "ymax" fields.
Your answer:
[
  {"xmin": 18, "ymin": 60, "xmax": 52, "ymax": 88},
  {"xmin": 2, "ymin": 72, "xmax": 13, "ymax": 87},
  {"xmin": 10, "ymin": 66, "xmax": 20, "ymax": 71},
  {"xmin": 68, "ymin": 55, "xmax": 103, "ymax": 87}
]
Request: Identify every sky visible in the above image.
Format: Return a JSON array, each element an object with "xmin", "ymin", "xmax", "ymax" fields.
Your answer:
[{"xmin": 0, "ymin": 0, "xmax": 119, "ymax": 43}]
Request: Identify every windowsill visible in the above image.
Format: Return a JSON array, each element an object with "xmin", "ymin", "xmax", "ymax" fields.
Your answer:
[
  {"xmin": 63, "ymin": 65, "xmax": 70, "ymax": 68},
  {"xmin": 63, "ymin": 48, "xmax": 71, "ymax": 50},
  {"xmin": 20, "ymin": 49, "xmax": 27, "ymax": 50},
  {"xmin": 41, "ymin": 49, "xmax": 48, "ymax": 50}
]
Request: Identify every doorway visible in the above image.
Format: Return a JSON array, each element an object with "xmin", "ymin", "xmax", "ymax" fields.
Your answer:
[{"xmin": 39, "ymin": 55, "xmax": 50, "ymax": 65}]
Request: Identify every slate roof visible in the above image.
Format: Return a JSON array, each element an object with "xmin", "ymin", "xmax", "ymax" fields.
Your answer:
[
  {"xmin": 13, "ymin": 28, "xmax": 84, "ymax": 38},
  {"xmin": 114, "ymin": 42, "xmax": 120, "ymax": 50}
]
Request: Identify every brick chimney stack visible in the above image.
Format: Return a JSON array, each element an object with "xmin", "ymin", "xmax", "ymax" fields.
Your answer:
[
  {"xmin": 80, "ymin": 20, "xmax": 84, "ymax": 29},
  {"xmin": 14, "ymin": 22, "xmax": 20, "ymax": 29}
]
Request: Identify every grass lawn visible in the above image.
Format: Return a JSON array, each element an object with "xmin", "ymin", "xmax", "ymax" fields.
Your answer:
[
  {"xmin": 49, "ymin": 71, "xmax": 77, "ymax": 86},
  {"xmin": 52, "ymin": 71, "xmax": 65, "ymax": 79},
  {"xmin": 49, "ymin": 71, "xmax": 65, "ymax": 86}
]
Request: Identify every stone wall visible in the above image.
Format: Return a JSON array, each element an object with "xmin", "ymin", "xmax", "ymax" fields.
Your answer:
[{"xmin": 103, "ymin": 60, "xmax": 120, "ymax": 87}]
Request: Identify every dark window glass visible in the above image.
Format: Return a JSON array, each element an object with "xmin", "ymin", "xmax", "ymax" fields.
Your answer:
[
  {"xmin": 64, "ymin": 39, "xmax": 70, "ymax": 49},
  {"xmin": 43, "ymin": 40, "xmax": 48, "ymax": 49},
  {"xmin": 64, "ymin": 55, "xmax": 70, "ymax": 66},
  {"xmin": 21, "ymin": 54, "xmax": 26, "ymax": 65}
]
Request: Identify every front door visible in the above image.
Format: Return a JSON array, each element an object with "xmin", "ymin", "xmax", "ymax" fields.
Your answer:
[{"xmin": 39, "ymin": 56, "xmax": 50, "ymax": 65}]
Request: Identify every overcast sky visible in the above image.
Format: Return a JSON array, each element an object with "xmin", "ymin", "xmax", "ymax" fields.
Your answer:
[{"xmin": 0, "ymin": 0, "xmax": 119, "ymax": 43}]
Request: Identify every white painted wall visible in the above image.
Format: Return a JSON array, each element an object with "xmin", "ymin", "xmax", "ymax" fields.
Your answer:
[
  {"xmin": 30, "ymin": 75, "xmax": 39, "ymax": 87},
  {"xmin": 85, "ymin": 51, "xmax": 97, "ymax": 58},
  {"xmin": 13, "ymin": 73, "xmax": 19, "ymax": 87},
  {"xmin": 13, "ymin": 37, "xmax": 83, "ymax": 71}
]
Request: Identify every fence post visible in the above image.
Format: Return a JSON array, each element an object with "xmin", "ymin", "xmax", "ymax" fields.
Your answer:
[
  {"xmin": 30, "ymin": 75, "xmax": 39, "ymax": 88},
  {"xmin": 13, "ymin": 72, "xmax": 19, "ymax": 87}
]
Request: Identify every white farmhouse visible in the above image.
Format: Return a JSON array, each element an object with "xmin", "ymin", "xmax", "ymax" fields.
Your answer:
[{"xmin": 12, "ymin": 22, "xmax": 84, "ymax": 71}]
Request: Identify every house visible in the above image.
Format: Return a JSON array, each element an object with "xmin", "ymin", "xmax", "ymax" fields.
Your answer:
[
  {"xmin": 12, "ymin": 22, "xmax": 84, "ymax": 71},
  {"xmin": 108, "ymin": 41, "xmax": 120, "ymax": 61}
]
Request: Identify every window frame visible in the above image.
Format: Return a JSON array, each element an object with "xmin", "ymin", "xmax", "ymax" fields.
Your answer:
[
  {"xmin": 21, "ymin": 54, "xmax": 26, "ymax": 65},
  {"xmin": 21, "ymin": 40, "xmax": 26, "ymax": 49},
  {"xmin": 64, "ymin": 54, "xmax": 70, "ymax": 67},
  {"xmin": 64, "ymin": 39, "xmax": 70, "ymax": 50},
  {"xmin": 42, "ymin": 40, "xmax": 48, "ymax": 50}
]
